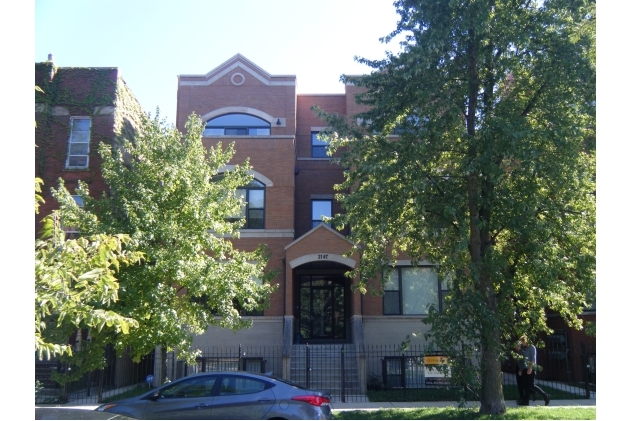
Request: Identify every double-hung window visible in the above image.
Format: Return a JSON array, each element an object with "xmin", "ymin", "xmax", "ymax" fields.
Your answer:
[
  {"xmin": 311, "ymin": 200, "xmax": 332, "ymax": 228},
  {"xmin": 311, "ymin": 131, "xmax": 330, "ymax": 158},
  {"xmin": 383, "ymin": 266, "xmax": 444, "ymax": 315},
  {"xmin": 66, "ymin": 117, "xmax": 91, "ymax": 169},
  {"xmin": 227, "ymin": 180, "xmax": 265, "ymax": 229}
]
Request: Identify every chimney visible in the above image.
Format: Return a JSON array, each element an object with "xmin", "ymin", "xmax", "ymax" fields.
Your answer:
[{"xmin": 47, "ymin": 53, "xmax": 56, "ymax": 81}]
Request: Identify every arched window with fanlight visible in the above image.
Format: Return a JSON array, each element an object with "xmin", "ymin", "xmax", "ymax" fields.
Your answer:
[
  {"xmin": 227, "ymin": 179, "xmax": 266, "ymax": 229},
  {"xmin": 204, "ymin": 114, "xmax": 271, "ymax": 136}
]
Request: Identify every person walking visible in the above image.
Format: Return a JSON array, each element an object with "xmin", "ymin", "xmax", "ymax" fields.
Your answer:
[
  {"xmin": 516, "ymin": 335, "xmax": 550, "ymax": 406},
  {"xmin": 514, "ymin": 342, "xmax": 538, "ymax": 404},
  {"xmin": 514, "ymin": 342, "xmax": 531, "ymax": 404}
]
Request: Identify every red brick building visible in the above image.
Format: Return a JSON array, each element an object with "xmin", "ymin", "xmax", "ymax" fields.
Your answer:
[
  {"xmin": 175, "ymin": 55, "xmax": 446, "ymax": 356},
  {"xmin": 35, "ymin": 54, "xmax": 594, "ymax": 393},
  {"xmin": 35, "ymin": 56, "xmax": 145, "ymax": 234},
  {"xmin": 35, "ymin": 56, "xmax": 149, "ymax": 392},
  {"xmin": 176, "ymin": 54, "xmax": 595, "ymax": 389}
]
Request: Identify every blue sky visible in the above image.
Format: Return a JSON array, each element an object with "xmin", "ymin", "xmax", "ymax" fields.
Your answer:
[{"xmin": 35, "ymin": 0, "xmax": 406, "ymax": 125}]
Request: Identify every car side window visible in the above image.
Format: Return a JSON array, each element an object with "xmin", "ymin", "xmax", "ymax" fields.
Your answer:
[
  {"xmin": 160, "ymin": 376, "xmax": 217, "ymax": 398},
  {"xmin": 219, "ymin": 376, "xmax": 268, "ymax": 395}
]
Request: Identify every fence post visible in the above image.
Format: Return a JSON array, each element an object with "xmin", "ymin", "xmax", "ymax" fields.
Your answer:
[
  {"xmin": 581, "ymin": 344, "xmax": 591, "ymax": 399},
  {"xmin": 306, "ymin": 343, "xmax": 311, "ymax": 389},
  {"xmin": 86, "ymin": 370, "xmax": 92, "ymax": 397},
  {"xmin": 97, "ymin": 369, "xmax": 104, "ymax": 403},
  {"xmin": 341, "ymin": 345, "xmax": 346, "ymax": 403},
  {"xmin": 402, "ymin": 353, "xmax": 407, "ymax": 400}
]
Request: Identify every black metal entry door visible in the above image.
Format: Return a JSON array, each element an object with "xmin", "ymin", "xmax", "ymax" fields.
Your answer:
[{"xmin": 299, "ymin": 275, "xmax": 345, "ymax": 340}]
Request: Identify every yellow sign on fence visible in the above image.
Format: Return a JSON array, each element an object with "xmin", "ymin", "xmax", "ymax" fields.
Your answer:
[
  {"xmin": 424, "ymin": 356, "xmax": 449, "ymax": 365},
  {"xmin": 423, "ymin": 355, "xmax": 451, "ymax": 386}
]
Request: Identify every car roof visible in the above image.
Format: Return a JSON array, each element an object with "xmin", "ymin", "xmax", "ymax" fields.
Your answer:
[{"xmin": 180, "ymin": 371, "xmax": 269, "ymax": 378}]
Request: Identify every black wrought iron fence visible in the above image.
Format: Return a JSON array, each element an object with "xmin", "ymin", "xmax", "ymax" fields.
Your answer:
[
  {"xmin": 289, "ymin": 344, "xmax": 363, "ymax": 402},
  {"xmin": 35, "ymin": 348, "xmax": 155, "ymax": 404},
  {"xmin": 187, "ymin": 345, "xmax": 283, "ymax": 378},
  {"xmin": 35, "ymin": 342, "xmax": 595, "ymax": 404}
]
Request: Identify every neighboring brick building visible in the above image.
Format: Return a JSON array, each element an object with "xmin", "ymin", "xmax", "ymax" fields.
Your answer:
[
  {"xmin": 35, "ymin": 56, "xmax": 145, "ymax": 235},
  {"xmin": 35, "ymin": 55, "xmax": 148, "ymax": 392}
]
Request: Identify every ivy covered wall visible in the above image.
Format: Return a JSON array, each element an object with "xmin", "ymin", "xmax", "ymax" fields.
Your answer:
[{"xmin": 35, "ymin": 61, "xmax": 147, "ymax": 234}]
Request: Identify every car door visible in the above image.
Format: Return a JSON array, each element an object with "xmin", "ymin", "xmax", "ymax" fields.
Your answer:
[
  {"xmin": 142, "ymin": 374, "xmax": 217, "ymax": 420},
  {"xmin": 210, "ymin": 374, "xmax": 276, "ymax": 420}
]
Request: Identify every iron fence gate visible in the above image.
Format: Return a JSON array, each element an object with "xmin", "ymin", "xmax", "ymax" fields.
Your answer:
[{"xmin": 36, "ymin": 342, "xmax": 595, "ymax": 404}]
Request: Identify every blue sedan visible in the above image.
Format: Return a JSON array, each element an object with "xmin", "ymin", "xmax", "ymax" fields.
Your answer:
[{"xmin": 95, "ymin": 371, "xmax": 332, "ymax": 420}]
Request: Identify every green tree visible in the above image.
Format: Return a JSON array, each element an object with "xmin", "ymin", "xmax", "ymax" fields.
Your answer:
[
  {"xmin": 51, "ymin": 113, "xmax": 276, "ymax": 373},
  {"xmin": 316, "ymin": 0, "xmax": 595, "ymax": 414},
  {"xmin": 35, "ymin": 179, "xmax": 143, "ymax": 361}
]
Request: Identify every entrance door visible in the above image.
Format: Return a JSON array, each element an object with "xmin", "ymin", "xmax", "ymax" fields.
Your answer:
[{"xmin": 298, "ymin": 275, "xmax": 345, "ymax": 340}]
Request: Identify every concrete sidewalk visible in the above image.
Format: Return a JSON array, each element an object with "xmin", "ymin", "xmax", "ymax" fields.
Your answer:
[
  {"xmin": 331, "ymin": 398, "xmax": 596, "ymax": 411},
  {"xmin": 50, "ymin": 398, "xmax": 596, "ymax": 412}
]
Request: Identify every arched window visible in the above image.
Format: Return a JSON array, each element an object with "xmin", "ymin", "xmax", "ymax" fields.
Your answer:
[
  {"xmin": 228, "ymin": 179, "xmax": 266, "ymax": 229},
  {"xmin": 204, "ymin": 114, "xmax": 271, "ymax": 136}
]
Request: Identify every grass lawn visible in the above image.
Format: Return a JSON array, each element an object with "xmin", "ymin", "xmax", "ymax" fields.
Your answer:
[
  {"xmin": 333, "ymin": 406, "xmax": 596, "ymax": 420},
  {"xmin": 101, "ymin": 385, "xmax": 150, "ymax": 402},
  {"xmin": 367, "ymin": 384, "xmax": 587, "ymax": 402}
]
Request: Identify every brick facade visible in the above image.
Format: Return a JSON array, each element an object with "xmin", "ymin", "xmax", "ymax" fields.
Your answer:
[
  {"xmin": 35, "ymin": 62, "xmax": 144, "ymax": 235},
  {"xmin": 36, "ymin": 55, "xmax": 594, "ymax": 366}
]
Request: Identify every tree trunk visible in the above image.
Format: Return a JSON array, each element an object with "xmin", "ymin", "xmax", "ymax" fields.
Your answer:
[
  {"xmin": 478, "ymin": 323, "xmax": 506, "ymax": 414},
  {"xmin": 468, "ymin": 173, "xmax": 506, "ymax": 414}
]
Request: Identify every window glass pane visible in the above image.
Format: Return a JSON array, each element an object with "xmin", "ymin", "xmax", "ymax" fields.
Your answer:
[
  {"xmin": 247, "ymin": 180, "xmax": 265, "ymax": 188},
  {"xmin": 312, "ymin": 146, "xmax": 328, "ymax": 158},
  {"xmin": 405, "ymin": 357, "xmax": 424, "ymax": 388},
  {"xmin": 203, "ymin": 128, "xmax": 224, "ymax": 136},
  {"xmin": 67, "ymin": 118, "xmax": 90, "ymax": 169},
  {"xmin": 71, "ymin": 195, "xmax": 84, "ymax": 207},
  {"xmin": 161, "ymin": 376, "xmax": 217, "ymax": 398},
  {"xmin": 69, "ymin": 143, "xmax": 89, "ymax": 155},
  {"xmin": 220, "ymin": 376, "xmax": 267, "ymax": 395},
  {"xmin": 384, "ymin": 271, "xmax": 399, "ymax": 290},
  {"xmin": 243, "ymin": 358, "xmax": 262, "ymax": 372},
  {"xmin": 385, "ymin": 358, "xmax": 403, "ymax": 387},
  {"xmin": 72, "ymin": 119, "xmax": 91, "ymax": 131},
  {"xmin": 312, "ymin": 132, "xmax": 330, "ymax": 158},
  {"xmin": 248, "ymin": 190, "xmax": 264, "ymax": 209},
  {"xmin": 249, "ymin": 128, "xmax": 270, "ymax": 135},
  {"xmin": 225, "ymin": 128, "xmax": 248, "ymax": 135},
  {"xmin": 401, "ymin": 267, "xmax": 438, "ymax": 314},
  {"xmin": 312, "ymin": 200, "xmax": 331, "ymax": 220},
  {"xmin": 227, "ymin": 189, "xmax": 246, "ymax": 219},
  {"xmin": 224, "ymin": 179, "xmax": 265, "ymax": 229},
  {"xmin": 383, "ymin": 291, "xmax": 400, "ymax": 314},
  {"xmin": 68, "ymin": 156, "xmax": 88, "ymax": 167},
  {"xmin": 311, "ymin": 132, "xmax": 329, "ymax": 146},
  {"xmin": 247, "ymin": 210, "xmax": 264, "ymax": 228},
  {"xmin": 207, "ymin": 114, "xmax": 270, "ymax": 127},
  {"xmin": 71, "ymin": 131, "xmax": 90, "ymax": 143}
]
